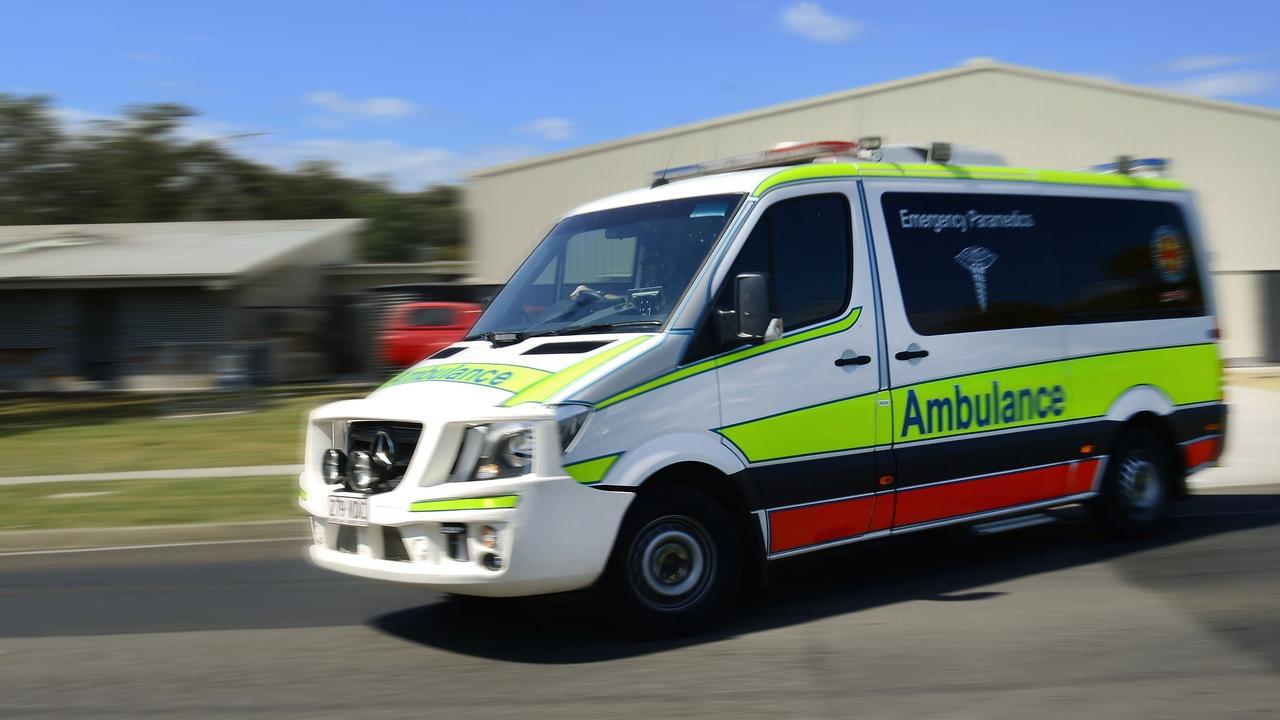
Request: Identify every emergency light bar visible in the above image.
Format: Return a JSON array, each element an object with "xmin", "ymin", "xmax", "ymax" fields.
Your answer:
[
  {"xmin": 1083, "ymin": 156, "xmax": 1170, "ymax": 177},
  {"xmin": 653, "ymin": 141, "xmax": 860, "ymax": 186}
]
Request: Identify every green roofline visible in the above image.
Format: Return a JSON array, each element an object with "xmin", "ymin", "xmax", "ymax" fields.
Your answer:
[{"xmin": 752, "ymin": 162, "xmax": 1185, "ymax": 197}]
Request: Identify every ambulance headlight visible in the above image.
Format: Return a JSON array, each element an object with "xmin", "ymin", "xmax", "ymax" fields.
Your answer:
[
  {"xmin": 452, "ymin": 422, "xmax": 535, "ymax": 482},
  {"xmin": 351, "ymin": 450, "xmax": 376, "ymax": 489},
  {"xmin": 494, "ymin": 425, "xmax": 533, "ymax": 470},
  {"xmin": 321, "ymin": 448, "xmax": 346, "ymax": 484}
]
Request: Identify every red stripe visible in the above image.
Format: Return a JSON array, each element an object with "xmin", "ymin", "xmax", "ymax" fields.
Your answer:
[
  {"xmin": 769, "ymin": 496, "xmax": 874, "ymax": 553},
  {"xmin": 1183, "ymin": 437, "xmax": 1220, "ymax": 469},
  {"xmin": 894, "ymin": 464, "xmax": 1072, "ymax": 527},
  {"xmin": 867, "ymin": 493, "xmax": 895, "ymax": 532},
  {"xmin": 1065, "ymin": 458, "xmax": 1102, "ymax": 494}
]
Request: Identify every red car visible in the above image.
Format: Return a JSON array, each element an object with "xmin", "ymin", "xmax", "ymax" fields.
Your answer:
[{"xmin": 380, "ymin": 301, "xmax": 482, "ymax": 367}]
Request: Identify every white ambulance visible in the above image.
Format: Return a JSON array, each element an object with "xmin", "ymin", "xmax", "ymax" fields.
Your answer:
[{"xmin": 300, "ymin": 141, "xmax": 1225, "ymax": 630}]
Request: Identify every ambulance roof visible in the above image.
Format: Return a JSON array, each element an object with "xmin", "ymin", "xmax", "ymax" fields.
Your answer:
[{"xmin": 566, "ymin": 162, "xmax": 1186, "ymax": 218}]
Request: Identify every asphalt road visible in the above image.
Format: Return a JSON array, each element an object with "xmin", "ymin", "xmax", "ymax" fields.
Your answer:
[{"xmin": 2, "ymin": 486, "xmax": 1278, "ymax": 720}]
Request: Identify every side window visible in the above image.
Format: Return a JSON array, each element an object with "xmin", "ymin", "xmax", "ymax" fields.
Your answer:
[
  {"xmin": 408, "ymin": 308, "xmax": 456, "ymax": 326},
  {"xmin": 1052, "ymin": 197, "xmax": 1205, "ymax": 322},
  {"xmin": 722, "ymin": 193, "xmax": 853, "ymax": 329},
  {"xmin": 684, "ymin": 193, "xmax": 852, "ymax": 364},
  {"xmin": 881, "ymin": 192, "xmax": 1060, "ymax": 335}
]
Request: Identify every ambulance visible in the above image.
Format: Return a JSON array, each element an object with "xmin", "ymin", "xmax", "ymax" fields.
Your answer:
[{"xmin": 299, "ymin": 140, "xmax": 1226, "ymax": 630}]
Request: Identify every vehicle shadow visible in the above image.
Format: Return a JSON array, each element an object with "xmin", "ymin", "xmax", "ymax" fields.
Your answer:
[{"xmin": 370, "ymin": 491, "xmax": 1280, "ymax": 664}]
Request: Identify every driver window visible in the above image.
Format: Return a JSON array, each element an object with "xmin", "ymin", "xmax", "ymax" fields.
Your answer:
[
  {"xmin": 717, "ymin": 193, "xmax": 851, "ymax": 328},
  {"xmin": 685, "ymin": 193, "xmax": 852, "ymax": 362}
]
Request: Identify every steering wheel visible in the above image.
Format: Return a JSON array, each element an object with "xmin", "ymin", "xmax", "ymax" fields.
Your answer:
[{"xmin": 573, "ymin": 287, "xmax": 609, "ymax": 306}]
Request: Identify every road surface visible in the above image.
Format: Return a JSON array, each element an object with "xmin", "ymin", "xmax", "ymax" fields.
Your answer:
[{"xmin": 2, "ymin": 485, "xmax": 1278, "ymax": 719}]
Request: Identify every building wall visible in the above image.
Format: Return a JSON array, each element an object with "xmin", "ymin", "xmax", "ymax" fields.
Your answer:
[
  {"xmin": 0, "ymin": 291, "xmax": 78, "ymax": 387},
  {"xmin": 0, "ymin": 287, "xmax": 234, "ymax": 389},
  {"xmin": 466, "ymin": 64, "xmax": 1280, "ymax": 360}
]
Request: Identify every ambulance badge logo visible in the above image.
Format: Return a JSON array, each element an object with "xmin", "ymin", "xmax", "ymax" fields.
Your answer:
[
  {"xmin": 955, "ymin": 245, "xmax": 998, "ymax": 311},
  {"xmin": 1151, "ymin": 225, "xmax": 1188, "ymax": 284}
]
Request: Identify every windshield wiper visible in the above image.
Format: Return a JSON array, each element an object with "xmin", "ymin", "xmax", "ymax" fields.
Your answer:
[
  {"xmin": 554, "ymin": 320, "xmax": 662, "ymax": 335},
  {"xmin": 472, "ymin": 321, "xmax": 661, "ymax": 345}
]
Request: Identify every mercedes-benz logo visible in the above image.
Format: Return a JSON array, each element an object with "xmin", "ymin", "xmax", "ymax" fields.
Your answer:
[{"xmin": 371, "ymin": 430, "xmax": 396, "ymax": 470}]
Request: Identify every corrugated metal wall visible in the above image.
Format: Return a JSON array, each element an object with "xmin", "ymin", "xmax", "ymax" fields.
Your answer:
[
  {"xmin": 466, "ymin": 64, "xmax": 1280, "ymax": 361},
  {"xmin": 0, "ymin": 292, "xmax": 77, "ymax": 386},
  {"xmin": 116, "ymin": 289, "xmax": 233, "ymax": 375},
  {"xmin": 0, "ymin": 288, "xmax": 234, "ymax": 386}
]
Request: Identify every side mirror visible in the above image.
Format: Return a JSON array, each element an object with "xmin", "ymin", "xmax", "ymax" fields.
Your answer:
[{"xmin": 730, "ymin": 273, "xmax": 783, "ymax": 345}]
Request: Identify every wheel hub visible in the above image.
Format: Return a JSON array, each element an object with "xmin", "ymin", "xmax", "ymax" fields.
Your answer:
[
  {"xmin": 1119, "ymin": 455, "xmax": 1162, "ymax": 513},
  {"xmin": 629, "ymin": 517, "xmax": 714, "ymax": 610}
]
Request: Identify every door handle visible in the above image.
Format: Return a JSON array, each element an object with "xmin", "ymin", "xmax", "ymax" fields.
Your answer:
[
  {"xmin": 834, "ymin": 355, "xmax": 872, "ymax": 367},
  {"xmin": 894, "ymin": 348, "xmax": 930, "ymax": 361}
]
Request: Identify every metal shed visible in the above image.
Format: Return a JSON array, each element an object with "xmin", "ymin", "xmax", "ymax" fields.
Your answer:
[{"xmin": 0, "ymin": 218, "xmax": 362, "ymax": 389}]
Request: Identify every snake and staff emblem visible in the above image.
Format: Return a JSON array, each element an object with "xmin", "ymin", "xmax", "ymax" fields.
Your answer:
[{"xmin": 954, "ymin": 246, "xmax": 998, "ymax": 311}]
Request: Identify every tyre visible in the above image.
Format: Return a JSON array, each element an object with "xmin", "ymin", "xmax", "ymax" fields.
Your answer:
[
  {"xmin": 1091, "ymin": 427, "xmax": 1173, "ymax": 538},
  {"xmin": 601, "ymin": 485, "xmax": 742, "ymax": 634}
]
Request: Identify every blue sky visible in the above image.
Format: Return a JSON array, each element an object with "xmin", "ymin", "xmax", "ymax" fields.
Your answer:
[{"xmin": 5, "ymin": 0, "xmax": 1276, "ymax": 189}]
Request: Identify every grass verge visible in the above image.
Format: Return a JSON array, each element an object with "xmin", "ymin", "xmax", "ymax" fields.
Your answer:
[
  {"xmin": 1226, "ymin": 370, "xmax": 1280, "ymax": 393},
  {"xmin": 0, "ymin": 387, "xmax": 368, "ymax": 477},
  {"xmin": 0, "ymin": 476, "xmax": 301, "ymax": 531}
]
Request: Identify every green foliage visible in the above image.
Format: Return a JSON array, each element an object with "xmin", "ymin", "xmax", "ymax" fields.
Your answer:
[{"xmin": 0, "ymin": 94, "xmax": 465, "ymax": 260}]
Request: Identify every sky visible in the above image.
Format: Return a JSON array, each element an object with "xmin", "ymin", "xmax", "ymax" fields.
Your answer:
[{"xmin": 5, "ymin": 0, "xmax": 1277, "ymax": 190}]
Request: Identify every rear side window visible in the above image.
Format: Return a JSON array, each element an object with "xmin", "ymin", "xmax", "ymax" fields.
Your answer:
[
  {"xmin": 882, "ymin": 192, "xmax": 1060, "ymax": 335},
  {"xmin": 408, "ymin": 308, "xmax": 455, "ymax": 326},
  {"xmin": 725, "ymin": 194, "xmax": 852, "ymax": 330},
  {"xmin": 1052, "ymin": 197, "xmax": 1205, "ymax": 322}
]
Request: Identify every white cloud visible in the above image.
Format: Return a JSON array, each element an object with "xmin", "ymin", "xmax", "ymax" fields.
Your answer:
[
  {"xmin": 49, "ymin": 106, "xmax": 529, "ymax": 189},
  {"xmin": 51, "ymin": 107, "xmax": 112, "ymax": 134},
  {"xmin": 1165, "ymin": 70, "xmax": 1277, "ymax": 98},
  {"xmin": 519, "ymin": 116, "xmax": 574, "ymax": 142},
  {"xmin": 1164, "ymin": 54, "xmax": 1250, "ymax": 73},
  {"xmin": 245, "ymin": 138, "xmax": 536, "ymax": 190},
  {"xmin": 781, "ymin": 2, "xmax": 860, "ymax": 44},
  {"xmin": 303, "ymin": 91, "xmax": 419, "ymax": 120}
]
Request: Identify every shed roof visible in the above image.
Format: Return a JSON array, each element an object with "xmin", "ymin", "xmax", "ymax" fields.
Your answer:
[
  {"xmin": 0, "ymin": 218, "xmax": 362, "ymax": 283},
  {"xmin": 470, "ymin": 60, "xmax": 1280, "ymax": 179}
]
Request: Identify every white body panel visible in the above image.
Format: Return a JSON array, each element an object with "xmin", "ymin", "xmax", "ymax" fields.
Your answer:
[
  {"xmin": 300, "ymin": 165, "xmax": 1224, "ymax": 596},
  {"xmin": 715, "ymin": 182, "xmax": 881, "ymax": 438}
]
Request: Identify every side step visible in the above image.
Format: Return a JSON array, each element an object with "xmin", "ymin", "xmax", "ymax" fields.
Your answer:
[{"xmin": 970, "ymin": 513, "xmax": 1056, "ymax": 536}]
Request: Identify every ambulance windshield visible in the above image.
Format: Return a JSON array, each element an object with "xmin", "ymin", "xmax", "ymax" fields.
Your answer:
[{"xmin": 469, "ymin": 194, "xmax": 742, "ymax": 341}]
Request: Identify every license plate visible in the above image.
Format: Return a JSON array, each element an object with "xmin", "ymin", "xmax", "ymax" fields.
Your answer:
[{"xmin": 328, "ymin": 494, "xmax": 369, "ymax": 527}]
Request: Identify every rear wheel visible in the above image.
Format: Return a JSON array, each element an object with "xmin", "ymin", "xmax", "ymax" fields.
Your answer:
[
  {"xmin": 1092, "ymin": 427, "xmax": 1172, "ymax": 538},
  {"xmin": 602, "ymin": 485, "xmax": 741, "ymax": 634}
]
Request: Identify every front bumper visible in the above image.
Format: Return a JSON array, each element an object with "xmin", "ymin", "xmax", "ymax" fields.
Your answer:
[{"xmin": 303, "ymin": 475, "xmax": 634, "ymax": 597}]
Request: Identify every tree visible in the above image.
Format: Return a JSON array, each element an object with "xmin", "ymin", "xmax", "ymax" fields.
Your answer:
[
  {"xmin": 0, "ymin": 95, "xmax": 71, "ymax": 224},
  {"xmin": 0, "ymin": 94, "xmax": 467, "ymax": 260}
]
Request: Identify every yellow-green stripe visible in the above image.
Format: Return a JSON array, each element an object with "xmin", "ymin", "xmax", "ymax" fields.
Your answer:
[
  {"xmin": 717, "ymin": 393, "xmax": 879, "ymax": 463},
  {"xmin": 563, "ymin": 453, "xmax": 622, "ymax": 484},
  {"xmin": 891, "ymin": 343, "xmax": 1221, "ymax": 443},
  {"xmin": 753, "ymin": 162, "xmax": 1186, "ymax": 197},
  {"xmin": 409, "ymin": 495, "xmax": 520, "ymax": 512},
  {"xmin": 597, "ymin": 307, "xmax": 861, "ymax": 410},
  {"xmin": 502, "ymin": 337, "xmax": 650, "ymax": 407},
  {"xmin": 716, "ymin": 342, "xmax": 1221, "ymax": 460},
  {"xmin": 382, "ymin": 362, "xmax": 551, "ymax": 394}
]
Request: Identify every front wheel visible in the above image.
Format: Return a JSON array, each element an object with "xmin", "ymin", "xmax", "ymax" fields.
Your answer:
[
  {"xmin": 601, "ymin": 485, "xmax": 741, "ymax": 634},
  {"xmin": 1091, "ymin": 427, "xmax": 1173, "ymax": 538}
]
